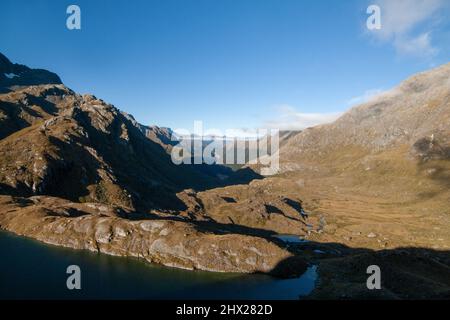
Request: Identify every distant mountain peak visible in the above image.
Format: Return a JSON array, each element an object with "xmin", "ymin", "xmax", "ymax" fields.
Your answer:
[
  {"xmin": 0, "ymin": 52, "xmax": 62, "ymax": 92},
  {"xmin": 0, "ymin": 52, "xmax": 13, "ymax": 69}
]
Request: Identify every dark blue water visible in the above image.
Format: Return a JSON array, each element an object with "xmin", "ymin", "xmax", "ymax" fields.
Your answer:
[{"xmin": 0, "ymin": 231, "xmax": 317, "ymax": 300}]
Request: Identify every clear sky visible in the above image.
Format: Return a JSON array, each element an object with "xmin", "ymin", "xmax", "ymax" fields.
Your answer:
[{"xmin": 1, "ymin": 0, "xmax": 449, "ymax": 134}]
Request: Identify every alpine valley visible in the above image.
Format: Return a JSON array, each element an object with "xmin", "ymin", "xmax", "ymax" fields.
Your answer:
[{"xmin": 1, "ymin": 52, "xmax": 449, "ymax": 299}]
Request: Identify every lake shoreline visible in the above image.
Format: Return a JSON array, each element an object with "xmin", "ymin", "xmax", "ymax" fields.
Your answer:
[{"xmin": 0, "ymin": 229, "xmax": 318, "ymax": 300}]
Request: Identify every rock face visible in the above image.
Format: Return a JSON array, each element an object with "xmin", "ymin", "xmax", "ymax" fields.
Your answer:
[{"xmin": 145, "ymin": 126, "xmax": 177, "ymax": 152}]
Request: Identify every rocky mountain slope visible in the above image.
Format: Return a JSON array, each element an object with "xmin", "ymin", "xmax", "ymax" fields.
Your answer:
[
  {"xmin": 279, "ymin": 63, "xmax": 450, "ymax": 174},
  {"xmin": 0, "ymin": 84, "xmax": 227, "ymax": 211}
]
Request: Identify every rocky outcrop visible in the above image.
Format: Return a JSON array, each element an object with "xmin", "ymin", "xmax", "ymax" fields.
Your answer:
[{"xmin": 0, "ymin": 195, "xmax": 292, "ymax": 274}]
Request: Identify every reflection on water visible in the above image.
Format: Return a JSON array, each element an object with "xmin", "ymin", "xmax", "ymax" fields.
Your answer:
[
  {"xmin": 272, "ymin": 234, "xmax": 308, "ymax": 244},
  {"xmin": 0, "ymin": 231, "xmax": 317, "ymax": 300}
]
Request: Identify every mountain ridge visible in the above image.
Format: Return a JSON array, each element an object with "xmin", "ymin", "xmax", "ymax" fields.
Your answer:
[
  {"xmin": 0, "ymin": 53, "xmax": 62, "ymax": 92},
  {"xmin": 275, "ymin": 62, "xmax": 450, "ymax": 173}
]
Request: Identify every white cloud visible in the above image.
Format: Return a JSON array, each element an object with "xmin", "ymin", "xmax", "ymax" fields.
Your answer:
[
  {"xmin": 173, "ymin": 125, "xmax": 265, "ymax": 139},
  {"xmin": 347, "ymin": 88, "xmax": 385, "ymax": 106},
  {"xmin": 368, "ymin": 0, "xmax": 447, "ymax": 57},
  {"xmin": 394, "ymin": 32, "xmax": 438, "ymax": 57},
  {"xmin": 221, "ymin": 128, "xmax": 263, "ymax": 139},
  {"xmin": 263, "ymin": 105, "xmax": 342, "ymax": 131}
]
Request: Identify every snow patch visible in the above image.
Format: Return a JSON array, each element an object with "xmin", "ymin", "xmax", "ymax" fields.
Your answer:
[{"xmin": 4, "ymin": 73, "xmax": 19, "ymax": 79}]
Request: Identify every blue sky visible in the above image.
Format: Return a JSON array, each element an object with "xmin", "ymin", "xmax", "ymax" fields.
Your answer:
[{"xmin": 1, "ymin": 0, "xmax": 449, "ymax": 134}]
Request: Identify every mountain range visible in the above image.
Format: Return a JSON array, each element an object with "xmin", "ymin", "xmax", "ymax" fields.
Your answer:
[{"xmin": 0, "ymin": 52, "xmax": 449, "ymax": 298}]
